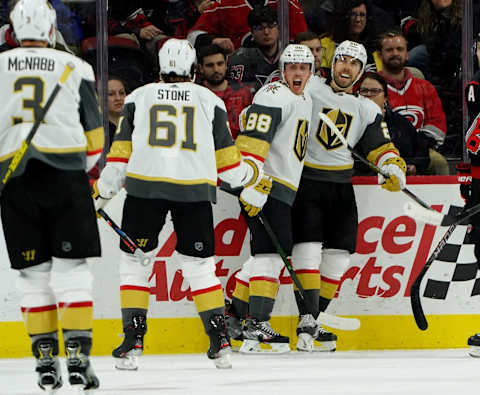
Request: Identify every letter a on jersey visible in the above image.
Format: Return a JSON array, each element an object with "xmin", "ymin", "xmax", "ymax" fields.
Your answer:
[{"xmin": 316, "ymin": 108, "xmax": 353, "ymax": 150}]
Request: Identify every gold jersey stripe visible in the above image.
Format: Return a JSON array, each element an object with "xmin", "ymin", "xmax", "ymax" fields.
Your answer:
[
  {"xmin": 127, "ymin": 172, "xmax": 217, "ymax": 186},
  {"xmin": 305, "ymin": 161, "xmax": 353, "ymax": 170},
  {"xmin": 193, "ymin": 288, "xmax": 224, "ymax": 313},
  {"xmin": 85, "ymin": 126, "xmax": 105, "ymax": 152},
  {"xmin": 31, "ymin": 143, "xmax": 86, "ymax": 154},
  {"xmin": 215, "ymin": 145, "xmax": 241, "ymax": 170},
  {"xmin": 271, "ymin": 176, "xmax": 298, "ymax": 192},
  {"xmin": 58, "ymin": 305, "xmax": 93, "ymax": 331},
  {"xmin": 250, "ymin": 279, "xmax": 279, "ymax": 299},
  {"xmin": 22, "ymin": 309, "xmax": 58, "ymax": 335},
  {"xmin": 235, "ymin": 135, "xmax": 270, "ymax": 160},
  {"xmin": 0, "ymin": 151, "xmax": 15, "ymax": 162},
  {"xmin": 107, "ymin": 140, "xmax": 132, "ymax": 160},
  {"xmin": 320, "ymin": 279, "xmax": 340, "ymax": 300},
  {"xmin": 232, "ymin": 280, "xmax": 250, "ymax": 303},
  {"xmin": 294, "ymin": 272, "xmax": 320, "ymax": 291},
  {"xmin": 120, "ymin": 289, "xmax": 150, "ymax": 310},
  {"xmin": 366, "ymin": 142, "xmax": 399, "ymax": 165}
]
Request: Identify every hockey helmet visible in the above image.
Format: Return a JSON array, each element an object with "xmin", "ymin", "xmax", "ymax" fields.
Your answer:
[
  {"xmin": 158, "ymin": 38, "xmax": 196, "ymax": 79},
  {"xmin": 10, "ymin": 0, "xmax": 56, "ymax": 47},
  {"xmin": 279, "ymin": 44, "xmax": 315, "ymax": 78},
  {"xmin": 331, "ymin": 40, "xmax": 367, "ymax": 86}
]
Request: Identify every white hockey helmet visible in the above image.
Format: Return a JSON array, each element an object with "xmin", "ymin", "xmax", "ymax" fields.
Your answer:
[
  {"xmin": 10, "ymin": 0, "xmax": 56, "ymax": 47},
  {"xmin": 158, "ymin": 38, "xmax": 196, "ymax": 79},
  {"xmin": 331, "ymin": 40, "xmax": 367, "ymax": 87},
  {"xmin": 279, "ymin": 44, "xmax": 315, "ymax": 79}
]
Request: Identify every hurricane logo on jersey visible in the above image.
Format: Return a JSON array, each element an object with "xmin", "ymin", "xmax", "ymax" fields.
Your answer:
[
  {"xmin": 294, "ymin": 119, "xmax": 309, "ymax": 161},
  {"xmin": 316, "ymin": 108, "xmax": 353, "ymax": 150}
]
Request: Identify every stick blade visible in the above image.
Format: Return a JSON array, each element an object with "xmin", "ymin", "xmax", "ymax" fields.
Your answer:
[
  {"xmin": 410, "ymin": 282, "xmax": 428, "ymax": 330},
  {"xmin": 317, "ymin": 312, "xmax": 360, "ymax": 331},
  {"xmin": 403, "ymin": 201, "xmax": 443, "ymax": 226}
]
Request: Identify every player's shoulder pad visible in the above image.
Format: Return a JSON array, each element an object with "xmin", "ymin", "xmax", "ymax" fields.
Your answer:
[
  {"xmin": 357, "ymin": 93, "xmax": 382, "ymax": 118},
  {"xmin": 253, "ymin": 81, "xmax": 290, "ymax": 107},
  {"xmin": 195, "ymin": 82, "xmax": 226, "ymax": 109},
  {"xmin": 54, "ymin": 50, "xmax": 96, "ymax": 82}
]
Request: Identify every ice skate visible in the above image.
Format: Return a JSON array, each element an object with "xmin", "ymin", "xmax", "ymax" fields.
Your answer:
[
  {"xmin": 34, "ymin": 340, "xmax": 63, "ymax": 394},
  {"xmin": 240, "ymin": 318, "xmax": 290, "ymax": 354},
  {"xmin": 468, "ymin": 333, "xmax": 480, "ymax": 357},
  {"xmin": 296, "ymin": 314, "xmax": 337, "ymax": 352},
  {"xmin": 65, "ymin": 339, "xmax": 99, "ymax": 394},
  {"xmin": 207, "ymin": 314, "xmax": 232, "ymax": 369},
  {"xmin": 225, "ymin": 313, "xmax": 244, "ymax": 341},
  {"xmin": 112, "ymin": 315, "xmax": 146, "ymax": 370}
]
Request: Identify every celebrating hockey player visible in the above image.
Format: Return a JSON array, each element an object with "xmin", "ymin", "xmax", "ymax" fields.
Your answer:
[
  {"xmin": 0, "ymin": 0, "xmax": 104, "ymax": 392},
  {"xmin": 291, "ymin": 40, "xmax": 407, "ymax": 352},
  {"xmin": 226, "ymin": 44, "xmax": 313, "ymax": 353},
  {"xmin": 93, "ymin": 38, "xmax": 269, "ymax": 370}
]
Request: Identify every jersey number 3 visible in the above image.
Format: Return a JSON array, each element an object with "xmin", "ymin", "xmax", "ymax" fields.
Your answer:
[
  {"xmin": 12, "ymin": 77, "xmax": 45, "ymax": 125},
  {"xmin": 149, "ymin": 104, "xmax": 197, "ymax": 151}
]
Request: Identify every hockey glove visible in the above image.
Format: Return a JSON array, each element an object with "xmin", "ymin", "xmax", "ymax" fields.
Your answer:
[
  {"xmin": 91, "ymin": 165, "xmax": 124, "ymax": 212},
  {"xmin": 239, "ymin": 175, "xmax": 272, "ymax": 217},
  {"xmin": 456, "ymin": 162, "xmax": 472, "ymax": 202},
  {"xmin": 378, "ymin": 156, "xmax": 407, "ymax": 192}
]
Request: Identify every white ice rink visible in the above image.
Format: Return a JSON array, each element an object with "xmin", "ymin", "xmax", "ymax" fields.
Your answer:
[{"xmin": 1, "ymin": 349, "xmax": 478, "ymax": 395}]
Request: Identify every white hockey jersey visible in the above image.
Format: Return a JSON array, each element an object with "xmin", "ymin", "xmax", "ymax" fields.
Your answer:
[
  {"xmin": 0, "ymin": 47, "xmax": 103, "ymax": 177},
  {"xmin": 236, "ymin": 81, "xmax": 312, "ymax": 205},
  {"xmin": 304, "ymin": 76, "xmax": 398, "ymax": 183},
  {"xmin": 106, "ymin": 81, "xmax": 246, "ymax": 202}
]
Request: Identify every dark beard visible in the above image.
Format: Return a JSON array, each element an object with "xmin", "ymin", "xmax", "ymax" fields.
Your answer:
[
  {"xmin": 384, "ymin": 59, "xmax": 406, "ymax": 74},
  {"xmin": 205, "ymin": 74, "xmax": 226, "ymax": 87}
]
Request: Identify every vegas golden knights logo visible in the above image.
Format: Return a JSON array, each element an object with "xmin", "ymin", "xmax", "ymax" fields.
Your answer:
[
  {"xmin": 136, "ymin": 238, "xmax": 149, "ymax": 248},
  {"xmin": 22, "ymin": 250, "xmax": 36, "ymax": 262},
  {"xmin": 316, "ymin": 108, "xmax": 353, "ymax": 150},
  {"xmin": 294, "ymin": 119, "xmax": 309, "ymax": 161}
]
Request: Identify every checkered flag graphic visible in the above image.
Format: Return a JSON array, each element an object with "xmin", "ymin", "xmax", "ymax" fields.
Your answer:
[{"xmin": 423, "ymin": 205, "xmax": 480, "ymax": 300}]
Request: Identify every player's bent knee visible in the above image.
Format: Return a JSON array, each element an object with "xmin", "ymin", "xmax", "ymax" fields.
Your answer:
[
  {"xmin": 118, "ymin": 251, "xmax": 155, "ymax": 287},
  {"xmin": 235, "ymin": 256, "xmax": 255, "ymax": 283},
  {"xmin": 321, "ymin": 249, "xmax": 350, "ymax": 280},
  {"xmin": 16, "ymin": 261, "xmax": 54, "ymax": 307},
  {"xmin": 178, "ymin": 253, "xmax": 216, "ymax": 280},
  {"xmin": 292, "ymin": 242, "xmax": 323, "ymax": 270},
  {"xmin": 251, "ymin": 254, "xmax": 283, "ymax": 278},
  {"xmin": 51, "ymin": 258, "xmax": 93, "ymax": 301}
]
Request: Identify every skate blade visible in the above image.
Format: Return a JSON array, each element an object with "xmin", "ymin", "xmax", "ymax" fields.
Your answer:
[
  {"xmin": 468, "ymin": 346, "xmax": 480, "ymax": 358},
  {"xmin": 239, "ymin": 339, "xmax": 290, "ymax": 354},
  {"xmin": 297, "ymin": 340, "xmax": 336, "ymax": 353},
  {"xmin": 213, "ymin": 348, "xmax": 232, "ymax": 369},
  {"xmin": 114, "ymin": 354, "xmax": 139, "ymax": 370}
]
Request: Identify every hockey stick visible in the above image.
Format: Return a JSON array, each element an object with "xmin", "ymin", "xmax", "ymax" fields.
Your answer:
[
  {"xmin": 410, "ymin": 220, "xmax": 459, "ymax": 330},
  {"xmin": 97, "ymin": 208, "xmax": 152, "ymax": 266},
  {"xmin": 0, "ymin": 62, "xmax": 75, "ymax": 193},
  {"xmin": 318, "ymin": 112, "xmax": 443, "ymax": 222},
  {"xmin": 258, "ymin": 211, "xmax": 360, "ymax": 330}
]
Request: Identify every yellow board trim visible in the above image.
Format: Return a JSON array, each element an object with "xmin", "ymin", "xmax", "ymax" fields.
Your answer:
[
  {"xmin": 305, "ymin": 161, "xmax": 353, "ymax": 171},
  {"xmin": 2, "ymin": 314, "xmax": 480, "ymax": 357},
  {"xmin": 235, "ymin": 135, "xmax": 270, "ymax": 159},
  {"xmin": 215, "ymin": 145, "xmax": 241, "ymax": 170},
  {"xmin": 192, "ymin": 289, "xmax": 224, "ymax": 313},
  {"xmin": 127, "ymin": 172, "xmax": 217, "ymax": 186}
]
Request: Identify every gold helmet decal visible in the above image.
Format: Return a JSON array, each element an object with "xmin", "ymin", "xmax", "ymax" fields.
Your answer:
[{"xmin": 316, "ymin": 108, "xmax": 353, "ymax": 150}]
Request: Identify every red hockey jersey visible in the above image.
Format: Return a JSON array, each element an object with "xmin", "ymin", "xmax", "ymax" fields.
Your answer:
[
  {"xmin": 380, "ymin": 68, "xmax": 446, "ymax": 145},
  {"xmin": 187, "ymin": 0, "xmax": 307, "ymax": 50}
]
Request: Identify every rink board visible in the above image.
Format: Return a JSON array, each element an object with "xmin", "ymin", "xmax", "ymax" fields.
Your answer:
[{"xmin": 1, "ymin": 176, "xmax": 480, "ymax": 357}]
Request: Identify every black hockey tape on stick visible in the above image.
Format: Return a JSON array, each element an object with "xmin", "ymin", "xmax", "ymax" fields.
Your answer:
[
  {"xmin": 0, "ymin": 62, "xmax": 75, "ymax": 193},
  {"xmin": 258, "ymin": 211, "xmax": 360, "ymax": 330},
  {"xmin": 318, "ymin": 112, "xmax": 438, "ymax": 214},
  {"xmin": 410, "ymin": 221, "xmax": 459, "ymax": 330},
  {"xmin": 97, "ymin": 208, "xmax": 152, "ymax": 266}
]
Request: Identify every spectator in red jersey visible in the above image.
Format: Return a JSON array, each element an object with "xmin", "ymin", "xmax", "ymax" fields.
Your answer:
[
  {"xmin": 198, "ymin": 44, "xmax": 253, "ymax": 139},
  {"xmin": 187, "ymin": 0, "xmax": 307, "ymax": 53},
  {"xmin": 377, "ymin": 29, "xmax": 449, "ymax": 175}
]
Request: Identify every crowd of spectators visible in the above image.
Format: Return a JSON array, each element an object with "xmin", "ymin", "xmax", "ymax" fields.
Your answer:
[{"xmin": 2, "ymin": 0, "xmax": 479, "ymax": 176}]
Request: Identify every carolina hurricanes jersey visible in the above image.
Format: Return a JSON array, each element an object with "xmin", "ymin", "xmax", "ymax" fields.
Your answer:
[
  {"xmin": 187, "ymin": 0, "xmax": 307, "ymax": 50},
  {"xmin": 0, "ymin": 47, "xmax": 103, "ymax": 178},
  {"xmin": 304, "ymin": 76, "xmax": 397, "ymax": 183},
  {"xmin": 466, "ymin": 70, "xmax": 480, "ymax": 123},
  {"xmin": 236, "ymin": 81, "xmax": 312, "ymax": 205},
  {"xmin": 106, "ymin": 81, "xmax": 245, "ymax": 203}
]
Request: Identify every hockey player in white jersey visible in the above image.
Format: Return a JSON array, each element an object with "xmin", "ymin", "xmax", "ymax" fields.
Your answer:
[
  {"xmin": 92, "ymin": 38, "xmax": 268, "ymax": 370},
  {"xmin": 0, "ymin": 0, "xmax": 104, "ymax": 393},
  {"xmin": 225, "ymin": 44, "xmax": 313, "ymax": 353},
  {"xmin": 291, "ymin": 40, "xmax": 407, "ymax": 352}
]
